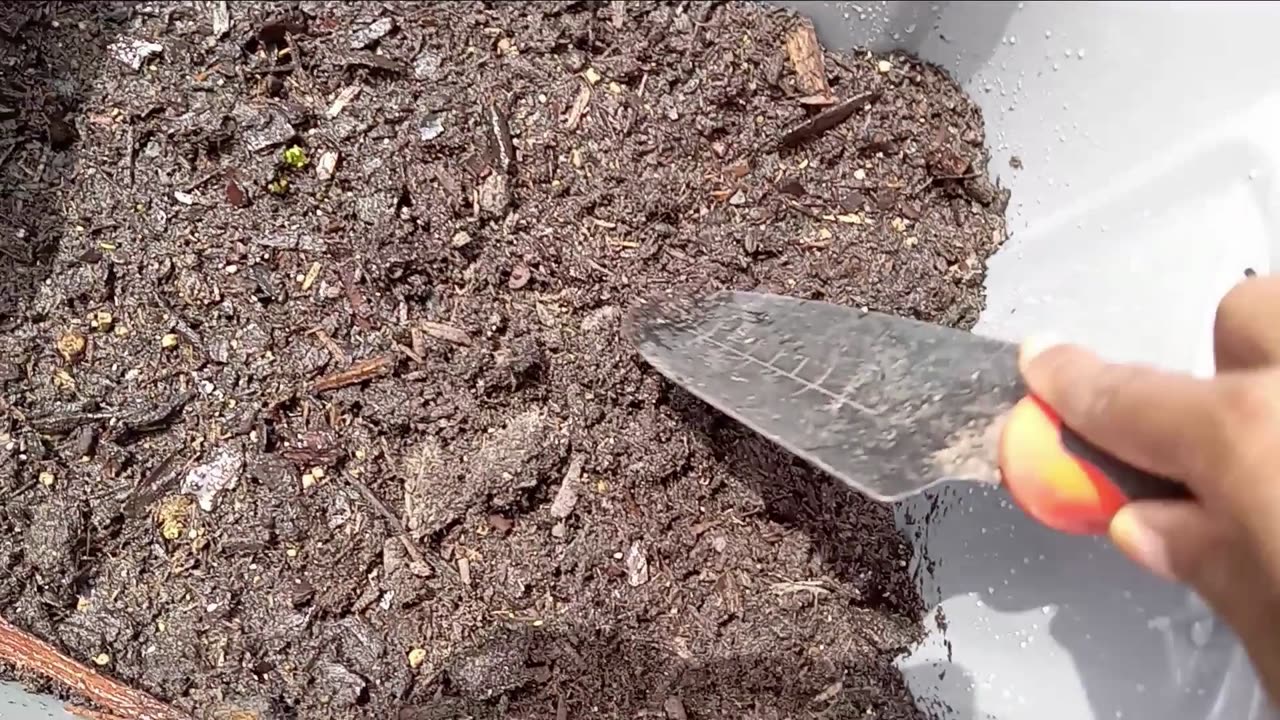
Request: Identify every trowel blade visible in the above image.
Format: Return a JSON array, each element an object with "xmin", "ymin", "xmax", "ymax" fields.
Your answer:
[{"xmin": 623, "ymin": 290, "xmax": 1025, "ymax": 501}]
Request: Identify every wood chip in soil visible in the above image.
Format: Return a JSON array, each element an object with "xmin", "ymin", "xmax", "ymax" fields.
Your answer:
[{"xmin": 0, "ymin": 2, "xmax": 1010, "ymax": 719}]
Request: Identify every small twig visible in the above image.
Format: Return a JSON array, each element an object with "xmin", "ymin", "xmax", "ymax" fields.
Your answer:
[
  {"xmin": 246, "ymin": 62, "xmax": 298, "ymax": 75},
  {"xmin": 306, "ymin": 327, "xmax": 350, "ymax": 366},
  {"xmin": 338, "ymin": 264, "xmax": 375, "ymax": 330},
  {"xmin": 911, "ymin": 171, "xmax": 980, "ymax": 195},
  {"xmin": 29, "ymin": 145, "xmax": 48, "ymax": 182},
  {"xmin": 0, "ymin": 243, "xmax": 29, "ymax": 263},
  {"xmin": 347, "ymin": 476, "xmax": 454, "ymax": 580},
  {"xmin": 394, "ymin": 342, "xmax": 424, "ymax": 365},
  {"xmin": 0, "ymin": 138, "xmax": 22, "ymax": 172},
  {"xmin": 781, "ymin": 199, "xmax": 824, "ymax": 221},
  {"xmin": 309, "ymin": 354, "xmax": 394, "ymax": 393},
  {"xmin": 0, "ymin": 615, "xmax": 192, "ymax": 720},
  {"xmin": 0, "ymin": 479, "xmax": 38, "ymax": 504},
  {"xmin": 125, "ymin": 125, "xmax": 135, "ymax": 188},
  {"xmin": 779, "ymin": 91, "xmax": 881, "ymax": 148},
  {"xmin": 419, "ymin": 321, "xmax": 472, "ymax": 347},
  {"xmin": 183, "ymin": 168, "xmax": 223, "ymax": 192}
]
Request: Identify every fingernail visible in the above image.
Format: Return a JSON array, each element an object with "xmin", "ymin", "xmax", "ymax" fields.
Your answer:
[
  {"xmin": 1019, "ymin": 332, "xmax": 1061, "ymax": 369},
  {"xmin": 1110, "ymin": 506, "xmax": 1176, "ymax": 581}
]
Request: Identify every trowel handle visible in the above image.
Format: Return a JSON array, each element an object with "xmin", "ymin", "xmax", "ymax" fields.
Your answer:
[{"xmin": 998, "ymin": 395, "xmax": 1192, "ymax": 535}]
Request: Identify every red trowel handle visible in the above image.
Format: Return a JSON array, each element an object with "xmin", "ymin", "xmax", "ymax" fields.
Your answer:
[{"xmin": 998, "ymin": 395, "xmax": 1192, "ymax": 535}]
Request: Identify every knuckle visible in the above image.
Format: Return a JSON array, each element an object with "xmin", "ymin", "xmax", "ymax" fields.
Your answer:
[
  {"xmin": 1210, "ymin": 375, "xmax": 1280, "ymax": 471},
  {"xmin": 1213, "ymin": 376, "xmax": 1280, "ymax": 427},
  {"xmin": 1078, "ymin": 363, "xmax": 1142, "ymax": 421}
]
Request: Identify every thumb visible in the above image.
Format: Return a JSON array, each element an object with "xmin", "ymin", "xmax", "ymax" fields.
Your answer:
[{"xmin": 1109, "ymin": 500, "xmax": 1228, "ymax": 589}]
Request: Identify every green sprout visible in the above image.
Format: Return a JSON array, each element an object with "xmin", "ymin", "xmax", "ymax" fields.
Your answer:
[
  {"xmin": 282, "ymin": 145, "xmax": 308, "ymax": 169},
  {"xmin": 268, "ymin": 177, "xmax": 290, "ymax": 195}
]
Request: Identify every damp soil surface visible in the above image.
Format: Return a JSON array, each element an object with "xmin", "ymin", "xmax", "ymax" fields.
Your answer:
[{"xmin": 0, "ymin": 3, "xmax": 1009, "ymax": 719}]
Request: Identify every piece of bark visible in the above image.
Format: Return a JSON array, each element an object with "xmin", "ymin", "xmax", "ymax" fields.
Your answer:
[
  {"xmin": 310, "ymin": 355, "xmax": 394, "ymax": 393},
  {"xmin": 0, "ymin": 615, "xmax": 192, "ymax": 720},
  {"xmin": 785, "ymin": 21, "xmax": 831, "ymax": 99},
  {"xmin": 564, "ymin": 82, "xmax": 591, "ymax": 130},
  {"xmin": 487, "ymin": 102, "xmax": 516, "ymax": 175},
  {"xmin": 420, "ymin": 322, "xmax": 472, "ymax": 346}
]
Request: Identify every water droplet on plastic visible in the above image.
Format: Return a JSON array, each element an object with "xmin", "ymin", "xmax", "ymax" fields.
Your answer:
[
  {"xmin": 1019, "ymin": 640, "xmax": 1028, "ymax": 649},
  {"xmin": 1044, "ymin": 30, "xmax": 1052, "ymax": 38},
  {"xmin": 1052, "ymin": 62, "xmax": 1060, "ymax": 71},
  {"xmin": 987, "ymin": 586, "xmax": 995, "ymax": 594},
  {"xmin": 1077, "ymin": 48, "xmax": 1086, "ymax": 59},
  {"xmin": 1010, "ymin": 35, "xmax": 1018, "ymax": 44},
  {"xmin": 906, "ymin": 23, "xmax": 917, "ymax": 33},
  {"xmin": 976, "ymin": 599, "xmax": 985, "ymax": 607},
  {"xmin": 1042, "ymin": 605, "xmax": 1052, "ymax": 614},
  {"xmin": 1065, "ymin": 48, "xmax": 1073, "ymax": 57},
  {"xmin": 1191, "ymin": 619, "xmax": 1212, "ymax": 647}
]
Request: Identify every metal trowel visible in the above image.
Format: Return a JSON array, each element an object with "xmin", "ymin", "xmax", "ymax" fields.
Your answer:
[{"xmin": 623, "ymin": 290, "xmax": 1190, "ymax": 534}]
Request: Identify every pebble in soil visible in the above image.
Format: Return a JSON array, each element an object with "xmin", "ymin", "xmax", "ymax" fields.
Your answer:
[{"xmin": 0, "ymin": 2, "xmax": 1008, "ymax": 719}]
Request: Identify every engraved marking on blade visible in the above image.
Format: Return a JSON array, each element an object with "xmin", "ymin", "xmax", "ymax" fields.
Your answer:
[{"xmin": 687, "ymin": 327, "xmax": 880, "ymax": 418}]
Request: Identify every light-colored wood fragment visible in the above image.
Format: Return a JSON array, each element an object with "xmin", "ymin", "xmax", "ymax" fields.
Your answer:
[{"xmin": 785, "ymin": 21, "xmax": 831, "ymax": 99}]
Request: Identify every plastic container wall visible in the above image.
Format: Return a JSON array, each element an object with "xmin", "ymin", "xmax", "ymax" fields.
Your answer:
[{"xmin": 772, "ymin": 1, "xmax": 1280, "ymax": 719}]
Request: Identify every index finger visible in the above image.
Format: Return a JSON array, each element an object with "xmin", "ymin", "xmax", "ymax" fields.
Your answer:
[{"xmin": 1018, "ymin": 341, "xmax": 1225, "ymax": 487}]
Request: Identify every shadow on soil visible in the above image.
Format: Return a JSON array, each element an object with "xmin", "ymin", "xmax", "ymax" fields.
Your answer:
[{"xmin": 666, "ymin": 385, "xmax": 979, "ymax": 719}]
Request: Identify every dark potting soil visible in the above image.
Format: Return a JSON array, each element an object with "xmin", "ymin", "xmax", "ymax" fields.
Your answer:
[{"xmin": 0, "ymin": 2, "xmax": 1009, "ymax": 719}]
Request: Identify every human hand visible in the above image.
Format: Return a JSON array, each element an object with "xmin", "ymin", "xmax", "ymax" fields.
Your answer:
[{"xmin": 1017, "ymin": 273, "xmax": 1280, "ymax": 704}]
